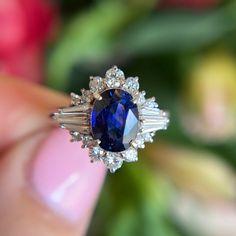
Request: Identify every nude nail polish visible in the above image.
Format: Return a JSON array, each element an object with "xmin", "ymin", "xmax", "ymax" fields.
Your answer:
[{"xmin": 30, "ymin": 129, "xmax": 106, "ymax": 222}]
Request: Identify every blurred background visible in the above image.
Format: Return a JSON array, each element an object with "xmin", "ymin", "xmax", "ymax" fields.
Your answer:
[{"xmin": 1, "ymin": 0, "xmax": 236, "ymax": 235}]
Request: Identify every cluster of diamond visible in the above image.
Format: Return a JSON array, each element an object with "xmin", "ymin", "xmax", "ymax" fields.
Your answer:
[{"xmin": 66, "ymin": 66, "xmax": 169, "ymax": 173}]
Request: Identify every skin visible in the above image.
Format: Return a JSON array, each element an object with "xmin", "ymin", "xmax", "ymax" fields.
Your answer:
[{"xmin": 0, "ymin": 77, "xmax": 104, "ymax": 236}]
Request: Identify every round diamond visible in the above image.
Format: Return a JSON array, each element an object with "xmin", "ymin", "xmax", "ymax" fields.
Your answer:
[
  {"xmin": 89, "ymin": 146, "xmax": 104, "ymax": 161},
  {"xmin": 124, "ymin": 77, "xmax": 139, "ymax": 92},
  {"xmin": 106, "ymin": 66, "xmax": 125, "ymax": 80},
  {"xmin": 144, "ymin": 97, "xmax": 158, "ymax": 108},
  {"xmin": 91, "ymin": 89, "xmax": 139, "ymax": 152},
  {"xmin": 136, "ymin": 91, "xmax": 146, "ymax": 105},
  {"xmin": 70, "ymin": 93, "xmax": 82, "ymax": 105},
  {"xmin": 142, "ymin": 132, "xmax": 154, "ymax": 142},
  {"xmin": 103, "ymin": 153, "xmax": 123, "ymax": 172},
  {"xmin": 89, "ymin": 76, "xmax": 104, "ymax": 92},
  {"xmin": 133, "ymin": 134, "xmax": 145, "ymax": 148},
  {"xmin": 81, "ymin": 89, "xmax": 93, "ymax": 103},
  {"xmin": 106, "ymin": 78, "xmax": 121, "ymax": 88},
  {"xmin": 82, "ymin": 135, "xmax": 95, "ymax": 147},
  {"xmin": 122, "ymin": 147, "xmax": 138, "ymax": 162},
  {"xmin": 105, "ymin": 66, "xmax": 125, "ymax": 88},
  {"xmin": 70, "ymin": 131, "xmax": 82, "ymax": 142}
]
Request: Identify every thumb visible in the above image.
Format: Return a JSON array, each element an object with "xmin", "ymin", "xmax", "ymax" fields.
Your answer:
[{"xmin": 0, "ymin": 77, "xmax": 106, "ymax": 236}]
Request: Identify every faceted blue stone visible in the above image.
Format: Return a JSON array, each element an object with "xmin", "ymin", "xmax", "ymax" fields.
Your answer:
[{"xmin": 91, "ymin": 89, "xmax": 139, "ymax": 152}]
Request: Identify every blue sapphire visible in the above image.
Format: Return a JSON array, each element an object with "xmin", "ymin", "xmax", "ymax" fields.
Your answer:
[{"xmin": 91, "ymin": 89, "xmax": 139, "ymax": 152}]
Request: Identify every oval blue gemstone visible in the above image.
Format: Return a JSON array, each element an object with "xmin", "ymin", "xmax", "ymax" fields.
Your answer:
[{"xmin": 91, "ymin": 89, "xmax": 139, "ymax": 152}]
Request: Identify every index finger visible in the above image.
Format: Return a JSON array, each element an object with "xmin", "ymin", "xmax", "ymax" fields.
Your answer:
[{"xmin": 0, "ymin": 76, "xmax": 68, "ymax": 151}]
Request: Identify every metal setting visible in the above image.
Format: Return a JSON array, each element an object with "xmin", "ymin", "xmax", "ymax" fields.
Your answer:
[{"xmin": 51, "ymin": 66, "xmax": 169, "ymax": 173}]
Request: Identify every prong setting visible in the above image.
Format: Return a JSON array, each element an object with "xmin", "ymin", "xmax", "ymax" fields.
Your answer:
[{"xmin": 93, "ymin": 92, "xmax": 102, "ymax": 100}]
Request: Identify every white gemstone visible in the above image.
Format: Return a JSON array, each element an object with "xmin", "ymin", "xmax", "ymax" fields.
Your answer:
[
  {"xmin": 103, "ymin": 153, "xmax": 123, "ymax": 172},
  {"xmin": 122, "ymin": 147, "xmax": 138, "ymax": 162},
  {"xmin": 81, "ymin": 89, "xmax": 93, "ymax": 103},
  {"xmin": 106, "ymin": 66, "xmax": 125, "ymax": 80},
  {"xmin": 106, "ymin": 78, "xmax": 121, "ymax": 88},
  {"xmin": 89, "ymin": 146, "xmax": 104, "ymax": 161},
  {"xmin": 142, "ymin": 132, "xmax": 154, "ymax": 143},
  {"xmin": 144, "ymin": 97, "xmax": 158, "ymax": 108},
  {"xmin": 136, "ymin": 91, "xmax": 146, "ymax": 105},
  {"xmin": 70, "ymin": 131, "xmax": 82, "ymax": 142},
  {"xmin": 89, "ymin": 76, "xmax": 104, "ymax": 92},
  {"xmin": 82, "ymin": 135, "xmax": 95, "ymax": 147},
  {"xmin": 105, "ymin": 66, "xmax": 125, "ymax": 88},
  {"xmin": 70, "ymin": 92, "xmax": 82, "ymax": 105},
  {"xmin": 124, "ymin": 77, "xmax": 139, "ymax": 92},
  {"xmin": 133, "ymin": 134, "xmax": 145, "ymax": 148}
]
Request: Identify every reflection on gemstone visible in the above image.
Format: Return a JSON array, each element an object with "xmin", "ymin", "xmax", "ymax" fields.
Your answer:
[{"xmin": 91, "ymin": 89, "xmax": 139, "ymax": 152}]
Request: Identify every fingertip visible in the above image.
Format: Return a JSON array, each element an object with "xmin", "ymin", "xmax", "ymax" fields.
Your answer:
[{"xmin": 30, "ymin": 129, "xmax": 106, "ymax": 222}]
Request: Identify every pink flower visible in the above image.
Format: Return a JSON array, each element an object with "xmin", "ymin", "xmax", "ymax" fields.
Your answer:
[{"xmin": 0, "ymin": 0, "xmax": 57, "ymax": 83}]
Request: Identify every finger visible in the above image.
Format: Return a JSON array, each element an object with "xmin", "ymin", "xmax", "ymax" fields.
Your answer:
[
  {"xmin": 0, "ymin": 77, "xmax": 106, "ymax": 236},
  {"xmin": 0, "ymin": 76, "xmax": 68, "ymax": 150}
]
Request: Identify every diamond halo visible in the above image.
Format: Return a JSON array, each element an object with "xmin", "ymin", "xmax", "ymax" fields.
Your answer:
[{"xmin": 51, "ymin": 66, "xmax": 169, "ymax": 173}]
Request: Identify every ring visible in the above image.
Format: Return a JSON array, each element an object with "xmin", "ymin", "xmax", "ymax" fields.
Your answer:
[{"xmin": 51, "ymin": 66, "xmax": 169, "ymax": 173}]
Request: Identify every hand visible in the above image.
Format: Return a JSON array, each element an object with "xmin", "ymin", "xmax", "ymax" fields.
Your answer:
[{"xmin": 0, "ymin": 77, "xmax": 106, "ymax": 236}]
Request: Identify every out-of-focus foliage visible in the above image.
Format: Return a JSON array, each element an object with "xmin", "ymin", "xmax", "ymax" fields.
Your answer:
[
  {"xmin": 46, "ymin": 0, "xmax": 236, "ymax": 235},
  {"xmin": 47, "ymin": 0, "xmax": 157, "ymax": 90}
]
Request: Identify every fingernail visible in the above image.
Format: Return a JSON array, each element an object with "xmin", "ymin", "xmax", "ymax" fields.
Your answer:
[{"xmin": 30, "ymin": 129, "xmax": 106, "ymax": 222}]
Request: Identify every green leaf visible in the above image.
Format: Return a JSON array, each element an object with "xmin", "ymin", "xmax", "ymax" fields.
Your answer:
[
  {"xmin": 121, "ymin": 3, "xmax": 236, "ymax": 56},
  {"xmin": 88, "ymin": 162, "xmax": 180, "ymax": 236},
  {"xmin": 46, "ymin": 1, "xmax": 155, "ymax": 90}
]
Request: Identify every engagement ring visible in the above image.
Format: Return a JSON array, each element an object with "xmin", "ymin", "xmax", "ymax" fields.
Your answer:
[{"xmin": 51, "ymin": 66, "xmax": 169, "ymax": 172}]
